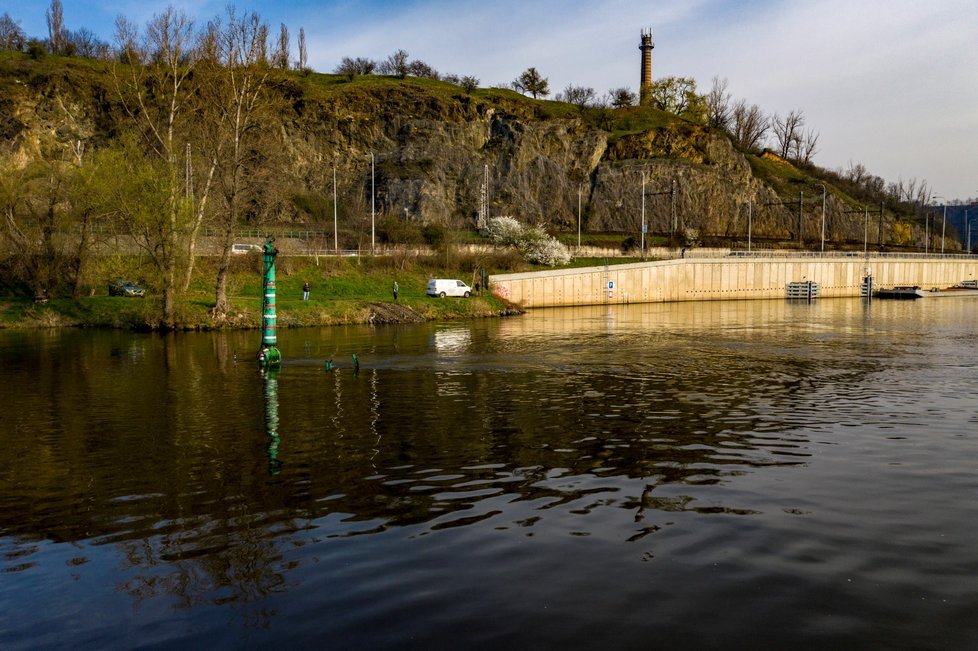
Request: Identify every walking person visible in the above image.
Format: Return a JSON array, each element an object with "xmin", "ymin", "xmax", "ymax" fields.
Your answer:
[
  {"xmin": 302, "ymin": 281, "xmax": 310, "ymax": 301},
  {"xmin": 392, "ymin": 280, "xmax": 399, "ymax": 301}
]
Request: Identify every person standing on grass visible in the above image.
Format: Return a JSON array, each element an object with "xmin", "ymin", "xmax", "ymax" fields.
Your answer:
[
  {"xmin": 303, "ymin": 281, "xmax": 310, "ymax": 301},
  {"xmin": 392, "ymin": 280, "xmax": 399, "ymax": 301}
]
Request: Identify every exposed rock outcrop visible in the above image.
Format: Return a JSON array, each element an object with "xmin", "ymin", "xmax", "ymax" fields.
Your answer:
[{"xmin": 0, "ymin": 56, "xmax": 897, "ymax": 247}]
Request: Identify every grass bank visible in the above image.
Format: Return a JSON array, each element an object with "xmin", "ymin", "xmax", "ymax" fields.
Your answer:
[{"xmin": 0, "ymin": 254, "xmax": 523, "ymax": 330}]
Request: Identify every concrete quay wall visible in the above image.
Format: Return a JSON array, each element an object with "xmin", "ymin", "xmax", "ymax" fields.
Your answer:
[{"xmin": 489, "ymin": 256, "xmax": 978, "ymax": 308}]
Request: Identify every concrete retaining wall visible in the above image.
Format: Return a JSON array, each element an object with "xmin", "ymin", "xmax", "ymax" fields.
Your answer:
[{"xmin": 489, "ymin": 255, "xmax": 978, "ymax": 307}]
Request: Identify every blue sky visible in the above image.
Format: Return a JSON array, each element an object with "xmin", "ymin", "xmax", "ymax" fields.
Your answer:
[{"xmin": 10, "ymin": 0, "xmax": 978, "ymax": 201}]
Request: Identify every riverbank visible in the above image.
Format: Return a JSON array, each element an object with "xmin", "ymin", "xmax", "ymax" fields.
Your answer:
[{"xmin": 0, "ymin": 256, "xmax": 522, "ymax": 330}]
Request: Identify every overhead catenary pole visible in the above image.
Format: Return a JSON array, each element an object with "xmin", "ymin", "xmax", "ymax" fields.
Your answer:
[
  {"xmin": 864, "ymin": 206, "xmax": 869, "ymax": 257},
  {"xmin": 925, "ymin": 212, "xmax": 930, "ymax": 253},
  {"xmin": 577, "ymin": 182, "xmax": 582, "ymax": 249},
  {"xmin": 671, "ymin": 178, "xmax": 677, "ymax": 237},
  {"xmin": 817, "ymin": 183, "xmax": 826, "ymax": 254},
  {"xmin": 964, "ymin": 210, "xmax": 971, "ymax": 253},
  {"xmin": 941, "ymin": 200, "xmax": 947, "ymax": 254},
  {"xmin": 932, "ymin": 195, "xmax": 946, "ymax": 255},
  {"xmin": 333, "ymin": 165, "xmax": 338, "ymax": 251},
  {"xmin": 798, "ymin": 190, "xmax": 804, "ymax": 244},
  {"xmin": 640, "ymin": 171, "xmax": 646, "ymax": 258},
  {"xmin": 370, "ymin": 152, "xmax": 376, "ymax": 254},
  {"xmin": 747, "ymin": 197, "xmax": 753, "ymax": 253}
]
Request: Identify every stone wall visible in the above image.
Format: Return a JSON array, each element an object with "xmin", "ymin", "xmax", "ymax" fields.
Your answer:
[{"xmin": 490, "ymin": 255, "xmax": 978, "ymax": 307}]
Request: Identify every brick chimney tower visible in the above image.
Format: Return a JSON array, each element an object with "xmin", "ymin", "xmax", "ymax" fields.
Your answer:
[{"xmin": 639, "ymin": 28, "xmax": 654, "ymax": 104}]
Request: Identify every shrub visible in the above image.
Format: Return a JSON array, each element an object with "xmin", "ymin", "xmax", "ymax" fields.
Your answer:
[{"xmin": 421, "ymin": 223, "xmax": 447, "ymax": 247}]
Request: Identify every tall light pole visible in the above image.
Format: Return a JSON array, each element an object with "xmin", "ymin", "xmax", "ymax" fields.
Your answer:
[
  {"xmin": 332, "ymin": 165, "xmax": 338, "ymax": 251},
  {"xmin": 370, "ymin": 152, "xmax": 376, "ymax": 254},
  {"xmin": 577, "ymin": 182, "xmax": 583, "ymax": 249},
  {"xmin": 747, "ymin": 197, "xmax": 753, "ymax": 253},
  {"xmin": 934, "ymin": 195, "xmax": 946, "ymax": 254},
  {"xmin": 863, "ymin": 206, "xmax": 869, "ymax": 257},
  {"xmin": 671, "ymin": 178, "xmax": 677, "ymax": 237},
  {"xmin": 925, "ymin": 213, "xmax": 930, "ymax": 253},
  {"xmin": 817, "ymin": 183, "xmax": 826, "ymax": 254},
  {"xmin": 966, "ymin": 209, "xmax": 971, "ymax": 252},
  {"xmin": 640, "ymin": 171, "xmax": 647, "ymax": 258},
  {"xmin": 942, "ymin": 203, "xmax": 947, "ymax": 254}
]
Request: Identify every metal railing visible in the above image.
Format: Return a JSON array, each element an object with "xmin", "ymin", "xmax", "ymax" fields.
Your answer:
[{"xmin": 725, "ymin": 250, "xmax": 978, "ymax": 261}]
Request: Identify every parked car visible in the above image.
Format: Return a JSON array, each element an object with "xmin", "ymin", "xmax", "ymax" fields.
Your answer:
[
  {"xmin": 427, "ymin": 278, "xmax": 472, "ymax": 298},
  {"xmin": 108, "ymin": 280, "xmax": 145, "ymax": 297},
  {"xmin": 231, "ymin": 243, "xmax": 262, "ymax": 255}
]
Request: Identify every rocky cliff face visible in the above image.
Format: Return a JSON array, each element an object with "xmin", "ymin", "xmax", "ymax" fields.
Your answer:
[
  {"xmin": 275, "ymin": 81, "xmax": 871, "ymax": 245},
  {"xmin": 0, "ymin": 57, "xmax": 880, "ymax": 247}
]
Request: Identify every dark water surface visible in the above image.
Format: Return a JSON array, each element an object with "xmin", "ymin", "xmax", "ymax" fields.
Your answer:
[{"xmin": 3, "ymin": 298, "xmax": 978, "ymax": 649}]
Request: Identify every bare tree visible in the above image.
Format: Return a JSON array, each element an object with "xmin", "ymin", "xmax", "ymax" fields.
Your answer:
[
  {"xmin": 379, "ymin": 49, "xmax": 409, "ymax": 78},
  {"xmin": 113, "ymin": 14, "xmax": 141, "ymax": 64},
  {"xmin": 607, "ymin": 87, "xmax": 636, "ymax": 109},
  {"xmin": 797, "ymin": 128, "xmax": 819, "ymax": 164},
  {"xmin": 297, "ymin": 27, "xmax": 307, "ymax": 71},
  {"xmin": 845, "ymin": 161, "xmax": 868, "ymax": 186},
  {"xmin": 273, "ymin": 23, "xmax": 289, "ymax": 69},
  {"xmin": 706, "ymin": 76, "xmax": 732, "ymax": 130},
  {"xmin": 110, "ymin": 7, "xmax": 201, "ymax": 327},
  {"xmin": 334, "ymin": 56, "xmax": 375, "ymax": 80},
  {"xmin": 772, "ymin": 109, "xmax": 805, "ymax": 160},
  {"xmin": 732, "ymin": 99, "xmax": 768, "ymax": 151},
  {"xmin": 205, "ymin": 8, "xmax": 282, "ymax": 316},
  {"xmin": 556, "ymin": 84, "xmax": 596, "ymax": 109},
  {"xmin": 46, "ymin": 0, "xmax": 65, "ymax": 54},
  {"xmin": 0, "ymin": 13, "xmax": 27, "ymax": 51},
  {"xmin": 65, "ymin": 27, "xmax": 109, "ymax": 58},
  {"xmin": 407, "ymin": 59, "xmax": 439, "ymax": 79}
]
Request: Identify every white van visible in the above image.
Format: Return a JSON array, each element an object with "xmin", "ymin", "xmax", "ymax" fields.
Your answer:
[{"xmin": 427, "ymin": 278, "xmax": 473, "ymax": 298}]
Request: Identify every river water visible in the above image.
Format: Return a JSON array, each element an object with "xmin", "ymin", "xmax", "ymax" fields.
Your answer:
[{"xmin": 2, "ymin": 297, "xmax": 978, "ymax": 649}]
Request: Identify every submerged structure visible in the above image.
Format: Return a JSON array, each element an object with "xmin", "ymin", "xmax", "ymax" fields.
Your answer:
[{"xmin": 257, "ymin": 236, "xmax": 282, "ymax": 368}]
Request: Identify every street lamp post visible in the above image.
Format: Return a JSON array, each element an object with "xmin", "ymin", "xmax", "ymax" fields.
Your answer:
[
  {"xmin": 577, "ymin": 182, "xmax": 583, "ymax": 249},
  {"xmin": 863, "ymin": 206, "xmax": 869, "ymax": 257},
  {"xmin": 925, "ymin": 213, "xmax": 929, "ymax": 253},
  {"xmin": 964, "ymin": 210, "xmax": 971, "ymax": 253},
  {"xmin": 370, "ymin": 152, "xmax": 376, "ymax": 254},
  {"xmin": 640, "ymin": 171, "xmax": 647, "ymax": 258},
  {"xmin": 747, "ymin": 197, "xmax": 753, "ymax": 253},
  {"xmin": 817, "ymin": 183, "xmax": 826, "ymax": 255},
  {"xmin": 671, "ymin": 178, "xmax": 677, "ymax": 236},
  {"xmin": 332, "ymin": 165, "xmax": 338, "ymax": 251},
  {"xmin": 934, "ymin": 195, "xmax": 946, "ymax": 254}
]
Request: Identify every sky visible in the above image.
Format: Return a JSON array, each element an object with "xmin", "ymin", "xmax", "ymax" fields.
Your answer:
[{"xmin": 11, "ymin": 0, "xmax": 978, "ymax": 201}]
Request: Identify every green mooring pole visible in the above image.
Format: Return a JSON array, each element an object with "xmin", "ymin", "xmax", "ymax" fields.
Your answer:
[{"xmin": 257, "ymin": 236, "xmax": 282, "ymax": 367}]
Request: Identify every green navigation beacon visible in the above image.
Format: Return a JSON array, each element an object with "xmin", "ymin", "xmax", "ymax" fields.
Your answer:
[{"xmin": 257, "ymin": 236, "xmax": 282, "ymax": 367}]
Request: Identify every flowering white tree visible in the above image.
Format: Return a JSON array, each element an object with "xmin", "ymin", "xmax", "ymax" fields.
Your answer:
[
  {"xmin": 486, "ymin": 216, "xmax": 523, "ymax": 245},
  {"xmin": 527, "ymin": 237, "xmax": 571, "ymax": 266},
  {"xmin": 485, "ymin": 216, "xmax": 571, "ymax": 266}
]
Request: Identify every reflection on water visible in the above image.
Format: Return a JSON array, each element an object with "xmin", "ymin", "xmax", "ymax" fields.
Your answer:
[{"xmin": 3, "ymin": 298, "xmax": 978, "ymax": 648}]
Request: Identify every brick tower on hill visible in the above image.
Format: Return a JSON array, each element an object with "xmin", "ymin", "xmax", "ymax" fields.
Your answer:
[{"xmin": 639, "ymin": 28, "xmax": 654, "ymax": 104}]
